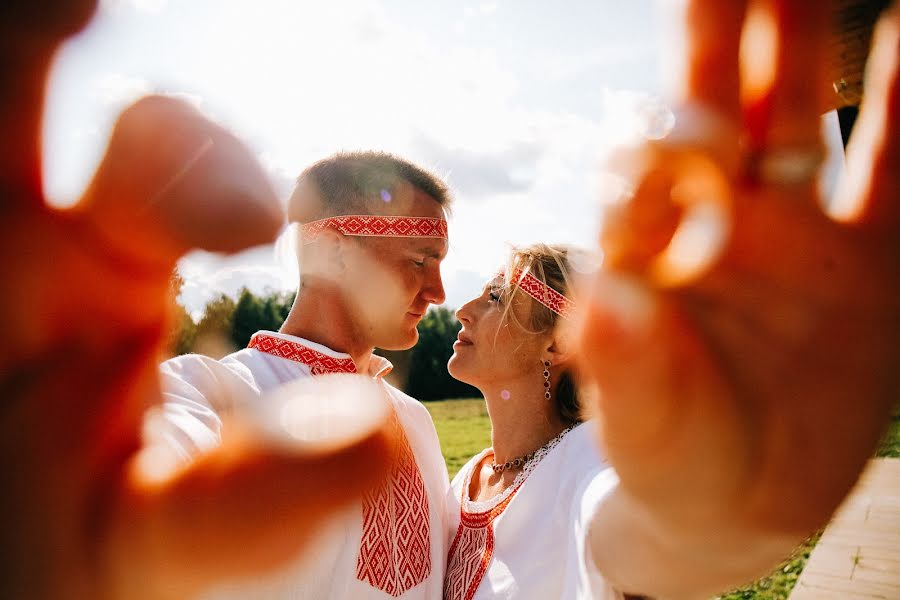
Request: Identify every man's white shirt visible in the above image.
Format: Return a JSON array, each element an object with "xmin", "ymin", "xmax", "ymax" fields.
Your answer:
[{"xmin": 150, "ymin": 331, "xmax": 450, "ymax": 599}]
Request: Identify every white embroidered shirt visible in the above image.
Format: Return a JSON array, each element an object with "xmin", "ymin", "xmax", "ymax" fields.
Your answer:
[
  {"xmin": 151, "ymin": 331, "xmax": 449, "ymax": 599},
  {"xmin": 443, "ymin": 422, "xmax": 623, "ymax": 600}
]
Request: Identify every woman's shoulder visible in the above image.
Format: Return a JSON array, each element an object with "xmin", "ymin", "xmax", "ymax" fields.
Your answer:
[
  {"xmin": 529, "ymin": 420, "xmax": 612, "ymax": 495},
  {"xmin": 450, "ymin": 448, "xmax": 491, "ymax": 495},
  {"xmin": 555, "ymin": 420, "xmax": 607, "ymax": 469}
]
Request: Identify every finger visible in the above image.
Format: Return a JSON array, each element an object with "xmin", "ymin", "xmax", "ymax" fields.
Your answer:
[
  {"xmin": 601, "ymin": 145, "xmax": 733, "ymax": 287},
  {"xmin": 0, "ymin": 1, "xmax": 98, "ymax": 202},
  {"xmin": 573, "ymin": 273, "xmax": 750, "ymax": 517},
  {"xmin": 0, "ymin": 325, "xmax": 164, "ymax": 598},
  {"xmin": 0, "ymin": 1, "xmax": 97, "ymax": 39},
  {"xmin": 830, "ymin": 4, "xmax": 900, "ymax": 228},
  {"xmin": 105, "ymin": 374, "xmax": 397, "ymax": 598},
  {"xmin": 106, "ymin": 420, "xmax": 398, "ymax": 599},
  {"xmin": 743, "ymin": 0, "xmax": 833, "ymax": 150},
  {"xmin": 75, "ymin": 95, "xmax": 284, "ymax": 268},
  {"xmin": 663, "ymin": 0, "xmax": 748, "ymax": 120}
]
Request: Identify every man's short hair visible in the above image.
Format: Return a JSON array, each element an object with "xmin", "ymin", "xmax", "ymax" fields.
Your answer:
[{"xmin": 289, "ymin": 151, "xmax": 451, "ymax": 222}]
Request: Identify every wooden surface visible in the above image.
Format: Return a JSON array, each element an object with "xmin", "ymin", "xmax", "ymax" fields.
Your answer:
[{"xmin": 789, "ymin": 458, "xmax": 900, "ymax": 600}]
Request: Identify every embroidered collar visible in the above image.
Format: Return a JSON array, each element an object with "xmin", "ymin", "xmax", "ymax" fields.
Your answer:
[{"xmin": 247, "ymin": 331, "xmax": 393, "ymax": 378}]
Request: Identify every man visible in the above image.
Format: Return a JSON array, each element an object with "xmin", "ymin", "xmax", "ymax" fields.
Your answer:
[{"xmin": 150, "ymin": 151, "xmax": 453, "ymax": 598}]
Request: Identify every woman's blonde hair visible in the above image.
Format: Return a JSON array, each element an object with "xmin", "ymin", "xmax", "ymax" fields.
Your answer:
[{"xmin": 501, "ymin": 243, "xmax": 583, "ymax": 425}]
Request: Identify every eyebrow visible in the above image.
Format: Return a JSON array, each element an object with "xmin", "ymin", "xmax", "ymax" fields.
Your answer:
[
  {"xmin": 483, "ymin": 278, "xmax": 504, "ymax": 293},
  {"xmin": 416, "ymin": 241, "xmax": 449, "ymax": 261}
]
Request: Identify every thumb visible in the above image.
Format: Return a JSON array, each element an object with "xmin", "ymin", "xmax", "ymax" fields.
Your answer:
[{"xmin": 104, "ymin": 375, "xmax": 399, "ymax": 599}]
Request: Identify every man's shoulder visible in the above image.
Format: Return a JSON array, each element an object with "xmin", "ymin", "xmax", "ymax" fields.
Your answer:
[
  {"xmin": 382, "ymin": 382, "xmax": 432, "ymax": 417},
  {"xmin": 161, "ymin": 348, "xmax": 251, "ymax": 372},
  {"xmin": 160, "ymin": 349, "xmax": 262, "ymax": 392}
]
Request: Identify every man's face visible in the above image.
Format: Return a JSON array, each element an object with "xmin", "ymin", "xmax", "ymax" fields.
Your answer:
[{"xmin": 341, "ymin": 184, "xmax": 448, "ymax": 350}]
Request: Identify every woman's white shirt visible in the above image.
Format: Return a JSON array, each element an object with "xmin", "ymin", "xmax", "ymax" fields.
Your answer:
[{"xmin": 444, "ymin": 421, "xmax": 624, "ymax": 600}]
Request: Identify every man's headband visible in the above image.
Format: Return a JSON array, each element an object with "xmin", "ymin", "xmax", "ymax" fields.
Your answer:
[
  {"xmin": 506, "ymin": 267, "xmax": 575, "ymax": 318},
  {"xmin": 301, "ymin": 215, "xmax": 448, "ymax": 243}
]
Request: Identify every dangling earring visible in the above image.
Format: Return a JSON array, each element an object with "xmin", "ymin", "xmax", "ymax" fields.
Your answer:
[{"xmin": 543, "ymin": 360, "xmax": 552, "ymax": 401}]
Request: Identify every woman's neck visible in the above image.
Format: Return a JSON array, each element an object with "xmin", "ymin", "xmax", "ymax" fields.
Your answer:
[{"xmin": 482, "ymin": 380, "xmax": 567, "ymax": 465}]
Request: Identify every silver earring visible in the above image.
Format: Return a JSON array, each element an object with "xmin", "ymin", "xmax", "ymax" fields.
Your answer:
[{"xmin": 543, "ymin": 360, "xmax": 551, "ymax": 400}]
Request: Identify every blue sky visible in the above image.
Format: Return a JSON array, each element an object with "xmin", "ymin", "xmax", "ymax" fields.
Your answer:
[{"xmin": 42, "ymin": 0, "xmax": 841, "ymax": 316}]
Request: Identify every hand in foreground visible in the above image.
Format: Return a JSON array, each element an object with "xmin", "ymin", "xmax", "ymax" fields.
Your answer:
[
  {"xmin": 577, "ymin": 0, "xmax": 899, "ymax": 597},
  {"xmin": 0, "ymin": 3, "xmax": 396, "ymax": 599}
]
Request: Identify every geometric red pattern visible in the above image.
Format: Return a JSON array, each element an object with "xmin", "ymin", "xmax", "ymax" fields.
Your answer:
[
  {"xmin": 443, "ymin": 480, "xmax": 523, "ymax": 600},
  {"xmin": 302, "ymin": 215, "xmax": 448, "ymax": 242},
  {"xmin": 511, "ymin": 267, "xmax": 574, "ymax": 318},
  {"xmin": 356, "ymin": 411, "xmax": 432, "ymax": 596},
  {"xmin": 247, "ymin": 332, "xmax": 357, "ymax": 375},
  {"xmin": 249, "ymin": 330, "xmax": 432, "ymax": 595}
]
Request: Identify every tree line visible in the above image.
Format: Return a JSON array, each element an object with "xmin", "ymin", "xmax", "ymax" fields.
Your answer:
[{"xmin": 167, "ymin": 274, "xmax": 480, "ymax": 401}]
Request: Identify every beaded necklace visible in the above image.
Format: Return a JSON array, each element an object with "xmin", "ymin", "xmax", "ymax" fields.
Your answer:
[{"xmin": 490, "ymin": 424, "xmax": 577, "ymax": 474}]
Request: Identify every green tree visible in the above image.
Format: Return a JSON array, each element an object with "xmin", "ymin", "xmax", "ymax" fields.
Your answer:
[
  {"xmin": 166, "ymin": 270, "xmax": 196, "ymax": 356},
  {"xmin": 407, "ymin": 307, "xmax": 480, "ymax": 401},
  {"xmin": 231, "ymin": 288, "xmax": 267, "ymax": 349},
  {"xmin": 192, "ymin": 294, "xmax": 237, "ymax": 358},
  {"xmin": 231, "ymin": 288, "xmax": 296, "ymax": 348}
]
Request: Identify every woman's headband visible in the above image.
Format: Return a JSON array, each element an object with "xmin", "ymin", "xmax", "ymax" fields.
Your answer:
[
  {"xmin": 507, "ymin": 267, "xmax": 575, "ymax": 318},
  {"xmin": 301, "ymin": 215, "xmax": 448, "ymax": 243}
]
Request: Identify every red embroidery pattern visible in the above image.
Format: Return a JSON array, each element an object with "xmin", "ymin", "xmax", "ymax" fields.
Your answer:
[
  {"xmin": 511, "ymin": 267, "xmax": 574, "ymax": 318},
  {"xmin": 249, "ymin": 331, "xmax": 432, "ymax": 595},
  {"xmin": 443, "ymin": 480, "xmax": 523, "ymax": 600},
  {"xmin": 247, "ymin": 332, "xmax": 357, "ymax": 375},
  {"xmin": 356, "ymin": 412, "xmax": 432, "ymax": 596},
  {"xmin": 302, "ymin": 215, "xmax": 448, "ymax": 242}
]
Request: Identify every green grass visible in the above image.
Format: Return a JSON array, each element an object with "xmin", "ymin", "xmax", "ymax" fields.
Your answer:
[
  {"xmin": 425, "ymin": 399, "xmax": 900, "ymax": 600},
  {"xmin": 876, "ymin": 408, "xmax": 900, "ymax": 458},
  {"xmin": 713, "ymin": 534, "xmax": 820, "ymax": 600},
  {"xmin": 423, "ymin": 398, "xmax": 492, "ymax": 477}
]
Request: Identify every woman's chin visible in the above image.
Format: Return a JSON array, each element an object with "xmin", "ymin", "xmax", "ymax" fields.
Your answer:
[{"xmin": 447, "ymin": 355, "xmax": 473, "ymax": 384}]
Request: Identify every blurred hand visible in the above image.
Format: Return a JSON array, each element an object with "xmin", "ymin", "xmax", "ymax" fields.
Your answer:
[
  {"xmin": 578, "ymin": 0, "xmax": 899, "ymax": 591},
  {"xmin": 0, "ymin": 3, "xmax": 395, "ymax": 598}
]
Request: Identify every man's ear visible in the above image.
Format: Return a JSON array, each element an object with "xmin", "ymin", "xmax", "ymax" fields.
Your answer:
[{"xmin": 301, "ymin": 229, "xmax": 347, "ymax": 278}]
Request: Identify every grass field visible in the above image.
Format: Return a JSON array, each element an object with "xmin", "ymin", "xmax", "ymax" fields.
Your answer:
[
  {"xmin": 424, "ymin": 398, "xmax": 900, "ymax": 600},
  {"xmin": 424, "ymin": 398, "xmax": 492, "ymax": 477}
]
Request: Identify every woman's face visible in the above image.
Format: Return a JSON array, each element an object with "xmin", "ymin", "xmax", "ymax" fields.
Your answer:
[{"xmin": 448, "ymin": 274, "xmax": 550, "ymax": 389}]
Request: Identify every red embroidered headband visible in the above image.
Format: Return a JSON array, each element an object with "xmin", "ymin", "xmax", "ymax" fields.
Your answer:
[
  {"xmin": 301, "ymin": 215, "xmax": 448, "ymax": 243},
  {"xmin": 507, "ymin": 267, "xmax": 575, "ymax": 318}
]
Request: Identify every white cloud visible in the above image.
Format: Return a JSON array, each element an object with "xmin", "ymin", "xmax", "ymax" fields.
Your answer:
[
  {"xmin": 478, "ymin": 3, "xmax": 499, "ymax": 16},
  {"xmin": 598, "ymin": 88, "xmax": 675, "ymax": 148},
  {"xmin": 94, "ymin": 73, "xmax": 151, "ymax": 107},
  {"xmin": 177, "ymin": 246, "xmax": 295, "ymax": 318},
  {"xmin": 46, "ymin": 0, "xmax": 663, "ymax": 316},
  {"xmin": 100, "ymin": 0, "xmax": 169, "ymax": 13}
]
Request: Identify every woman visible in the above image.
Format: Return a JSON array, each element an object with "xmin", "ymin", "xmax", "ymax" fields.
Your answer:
[{"xmin": 442, "ymin": 244, "xmax": 626, "ymax": 600}]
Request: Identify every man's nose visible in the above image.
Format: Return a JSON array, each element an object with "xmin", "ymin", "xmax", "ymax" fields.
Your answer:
[{"xmin": 421, "ymin": 265, "xmax": 446, "ymax": 305}]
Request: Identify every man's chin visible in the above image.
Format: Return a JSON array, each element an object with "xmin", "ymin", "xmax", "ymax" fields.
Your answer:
[{"xmin": 376, "ymin": 328, "xmax": 419, "ymax": 352}]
